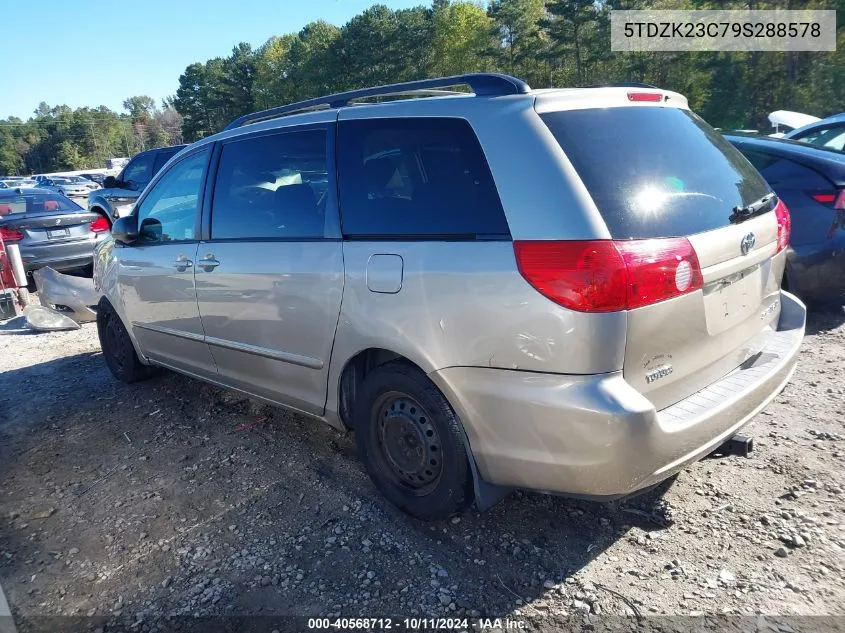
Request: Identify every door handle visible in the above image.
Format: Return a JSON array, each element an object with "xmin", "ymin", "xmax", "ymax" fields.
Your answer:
[
  {"xmin": 173, "ymin": 258, "xmax": 193, "ymax": 271},
  {"xmin": 198, "ymin": 254, "xmax": 220, "ymax": 272}
]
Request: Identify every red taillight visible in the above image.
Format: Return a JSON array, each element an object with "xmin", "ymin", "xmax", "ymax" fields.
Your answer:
[
  {"xmin": 90, "ymin": 216, "xmax": 110, "ymax": 233},
  {"xmin": 811, "ymin": 192, "xmax": 836, "ymax": 204},
  {"xmin": 809, "ymin": 190, "xmax": 845, "ymax": 209},
  {"xmin": 616, "ymin": 238, "xmax": 704, "ymax": 310},
  {"xmin": 0, "ymin": 226, "xmax": 23, "ymax": 242},
  {"xmin": 514, "ymin": 237, "xmax": 703, "ymax": 313},
  {"xmin": 627, "ymin": 92, "xmax": 662, "ymax": 102},
  {"xmin": 774, "ymin": 200, "xmax": 791, "ymax": 253}
]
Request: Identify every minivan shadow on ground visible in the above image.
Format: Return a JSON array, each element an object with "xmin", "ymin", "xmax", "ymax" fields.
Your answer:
[
  {"xmin": 804, "ymin": 302, "xmax": 845, "ymax": 335},
  {"xmin": 0, "ymin": 345, "xmax": 642, "ymax": 628}
]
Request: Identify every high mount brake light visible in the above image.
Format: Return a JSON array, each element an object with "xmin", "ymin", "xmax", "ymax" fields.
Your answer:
[{"xmin": 627, "ymin": 92, "xmax": 663, "ymax": 102}]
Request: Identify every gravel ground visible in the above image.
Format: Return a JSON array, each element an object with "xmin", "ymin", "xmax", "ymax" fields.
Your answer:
[{"xmin": 0, "ymin": 301, "xmax": 844, "ymax": 632}]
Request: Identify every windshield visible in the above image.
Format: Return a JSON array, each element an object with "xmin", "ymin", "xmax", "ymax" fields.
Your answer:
[
  {"xmin": 540, "ymin": 107, "xmax": 771, "ymax": 239},
  {"xmin": 0, "ymin": 193, "xmax": 83, "ymax": 215}
]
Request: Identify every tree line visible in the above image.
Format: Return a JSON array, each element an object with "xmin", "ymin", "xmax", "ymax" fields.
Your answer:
[
  {"xmin": 172, "ymin": 0, "xmax": 845, "ymax": 141},
  {"xmin": 2, "ymin": 0, "xmax": 843, "ymax": 175},
  {"xmin": 0, "ymin": 98, "xmax": 182, "ymax": 176}
]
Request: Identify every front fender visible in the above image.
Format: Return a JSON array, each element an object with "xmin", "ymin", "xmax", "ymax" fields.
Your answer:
[
  {"xmin": 87, "ymin": 193, "xmax": 115, "ymax": 219},
  {"xmin": 89, "ymin": 188, "xmax": 140, "ymax": 219}
]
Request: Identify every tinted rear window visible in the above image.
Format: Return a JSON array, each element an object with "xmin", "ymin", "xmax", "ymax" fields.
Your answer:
[
  {"xmin": 541, "ymin": 108, "xmax": 771, "ymax": 239},
  {"xmin": 338, "ymin": 118, "xmax": 509, "ymax": 238},
  {"xmin": 152, "ymin": 149, "xmax": 179, "ymax": 175},
  {"xmin": 737, "ymin": 148, "xmax": 831, "ymax": 189}
]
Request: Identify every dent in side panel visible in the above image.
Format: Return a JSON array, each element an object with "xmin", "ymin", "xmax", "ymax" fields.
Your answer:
[{"xmin": 327, "ymin": 241, "xmax": 627, "ymax": 405}]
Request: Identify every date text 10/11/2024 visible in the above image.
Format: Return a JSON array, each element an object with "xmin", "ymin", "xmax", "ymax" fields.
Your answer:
[{"xmin": 307, "ymin": 617, "xmax": 528, "ymax": 630}]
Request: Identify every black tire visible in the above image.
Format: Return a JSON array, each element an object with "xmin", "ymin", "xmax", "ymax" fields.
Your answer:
[
  {"xmin": 97, "ymin": 298, "xmax": 154, "ymax": 383},
  {"xmin": 353, "ymin": 361, "xmax": 474, "ymax": 520}
]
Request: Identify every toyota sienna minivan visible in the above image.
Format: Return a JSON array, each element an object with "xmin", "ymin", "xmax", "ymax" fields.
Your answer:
[{"xmin": 94, "ymin": 73, "xmax": 806, "ymax": 520}]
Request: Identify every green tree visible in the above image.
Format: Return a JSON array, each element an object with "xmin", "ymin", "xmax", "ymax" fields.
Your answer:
[
  {"xmin": 430, "ymin": 1, "xmax": 494, "ymax": 76},
  {"xmin": 487, "ymin": 0, "xmax": 546, "ymax": 83},
  {"xmin": 122, "ymin": 95, "xmax": 157, "ymax": 121}
]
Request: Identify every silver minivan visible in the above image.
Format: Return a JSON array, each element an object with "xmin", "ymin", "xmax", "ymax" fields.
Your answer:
[{"xmin": 94, "ymin": 74, "xmax": 806, "ymax": 520}]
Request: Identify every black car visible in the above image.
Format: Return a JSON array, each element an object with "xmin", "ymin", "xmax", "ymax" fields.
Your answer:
[
  {"xmin": 0, "ymin": 189, "xmax": 110, "ymax": 277},
  {"xmin": 81, "ymin": 173, "xmax": 106, "ymax": 185},
  {"xmin": 87, "ymin": 144, "xmax": 187, "ymax": 222},
  {"xmin": 726, "ymin": 134, "xmax": 845, "ymax": 303}
]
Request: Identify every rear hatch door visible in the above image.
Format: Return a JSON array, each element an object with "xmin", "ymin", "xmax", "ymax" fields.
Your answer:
[{"xmin": 539, "ymin": 98, "xmax": 783, "ymax": 410}]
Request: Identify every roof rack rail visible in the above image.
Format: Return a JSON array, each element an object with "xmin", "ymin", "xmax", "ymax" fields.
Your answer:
[
  {"xmin": 606, "ymin": 82, "xmax": 660, "ymax": 89},
  {"xmin": 223, "ymin": 73, "xmax": 531, "ymax": 131}
]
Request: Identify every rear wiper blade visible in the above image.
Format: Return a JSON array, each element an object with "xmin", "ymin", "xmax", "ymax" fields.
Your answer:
[{"xmin": 730, "ymin": 193, "xmax": 777, "ymax": 224}]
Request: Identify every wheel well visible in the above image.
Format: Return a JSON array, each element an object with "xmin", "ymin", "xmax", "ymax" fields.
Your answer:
[
  {"xmin": 336, "ymin": 347, "xmax": 508, "ymax": 511},
  {"xmin": 338, "ymin": 348, "xmax": 419, "ymax": 429}
]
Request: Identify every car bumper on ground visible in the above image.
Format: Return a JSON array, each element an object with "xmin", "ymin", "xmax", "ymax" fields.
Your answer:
[{"xmin": 430, "ymin": 290, "xmax": 806, "ymax": 499}]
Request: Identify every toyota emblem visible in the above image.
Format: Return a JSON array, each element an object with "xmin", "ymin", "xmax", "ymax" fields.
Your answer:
[{"xmin": 740, "ymin": 232, "xmax": 756, "ymax": 256}]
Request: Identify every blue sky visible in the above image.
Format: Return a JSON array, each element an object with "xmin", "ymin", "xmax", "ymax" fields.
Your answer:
[{"xmin": 5, "ymin": 0, "xmax": 426, "ymax": 120}]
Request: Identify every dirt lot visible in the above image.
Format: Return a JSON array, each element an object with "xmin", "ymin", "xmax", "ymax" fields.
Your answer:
[{"xmin": 1, "ymin": 301, "xmax": 844, "ymax": 632}]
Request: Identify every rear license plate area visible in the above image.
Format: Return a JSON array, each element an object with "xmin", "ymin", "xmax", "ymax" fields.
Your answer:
[
  {"xmin": 704, "ymin": 266, "xmax": 763, "ymax": 334},
  {"xmin": 46, "ymin": 228, "xmax": 70, "ymax": 239}
]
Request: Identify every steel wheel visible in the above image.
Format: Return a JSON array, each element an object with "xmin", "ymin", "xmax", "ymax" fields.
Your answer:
[
  {"xmin": 373, "ymin": 391, "xmax": 443, "ymax": 496},
  {"xmin": 104, "ymin": 312, "xmax": 128, "ymax": 373}
]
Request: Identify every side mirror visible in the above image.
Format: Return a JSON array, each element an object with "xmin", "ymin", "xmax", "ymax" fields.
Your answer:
[
  {"xmin": 103, "ymin": 176, "xmax": 118, "ymax": 189},
  {"xmin": 112, "ymin": 216, "xmax": 138, "ymax": 245},
  {"xmin": 139, "ymin": 217, "xmax": 162, "ymax": 242}
]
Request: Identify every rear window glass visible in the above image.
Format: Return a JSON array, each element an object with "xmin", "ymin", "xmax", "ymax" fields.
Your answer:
[
  {"xmin": 152, "ymin": 150, "xmax": 179, "ymax": 175},
  {"xmin": 540, "ymin": 108, "xmax": 771, "ymax": 239},
  {"xmin": 0, "ymin": 193, "xmax": 82, "ymax": 216},
  {"xmin": 736, "ymin": 149, "xmax": 830, "ymax": 190},
  {"xmin": 121, "ymin": 154, "xmax": 155, "ymax": 185},
  {"xmin": 338, "ymin": 118, "xmax": 509, "ymax": 238}
]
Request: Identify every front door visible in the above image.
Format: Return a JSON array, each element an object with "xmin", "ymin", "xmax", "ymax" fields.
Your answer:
[
  {"xmin": 195, "ymin": 123, "xmax": 343, "ymax": 414},
  {"xmin": 118, "ymin": 147, "xmax": 217, "ymax": 377}
]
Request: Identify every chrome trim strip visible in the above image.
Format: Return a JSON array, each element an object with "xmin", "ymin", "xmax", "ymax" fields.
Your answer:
[
  {"xmin": 132, "ymin": 322, "xmax": 205, "ymax": 342},
  {"xmin": 204, "ymin": 335, "xmax": 324, "ymax": 369},
  {"xmin": 131, "ymin": 323, "xmax": 324, "ymax": 370}
]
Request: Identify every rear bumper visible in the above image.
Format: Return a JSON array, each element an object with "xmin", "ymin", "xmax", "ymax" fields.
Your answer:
[
  {"xmin": 21, "ymin": 236, "xmax": 103, "ymax": 272},
  {"xmin": 430, "ymin": 291, "xmax": 806, "ymax": 499},
  {"xmin": 789, "ymin": 237, "xmax": 845, "ymax": 300}
]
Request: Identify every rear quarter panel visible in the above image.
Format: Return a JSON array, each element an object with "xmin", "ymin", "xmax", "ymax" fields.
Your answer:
[{"xmin": 325, "ymin": 241, "xmax": 627, "ymax": 420}]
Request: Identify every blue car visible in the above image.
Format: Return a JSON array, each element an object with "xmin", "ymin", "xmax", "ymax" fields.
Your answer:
[{"xmin": 726, "ymin": 134, "xmax": 845, "ymax": 304}]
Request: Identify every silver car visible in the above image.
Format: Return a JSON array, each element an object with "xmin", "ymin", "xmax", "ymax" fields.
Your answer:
[
  {"xmin": 65, "ymin": 175, "xmax": 100, "ymax": 192},
  {"xmin": 38, "ymin": 176, "xmax": 92, "ymax": 197},
  {"xmin": 0, "ymin": 189, "xmax": 110, "ymax": 275},
  {"xmin": 94, "ymin": 74, "xmax": 806, "ymax": 520}
]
